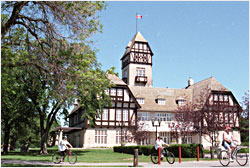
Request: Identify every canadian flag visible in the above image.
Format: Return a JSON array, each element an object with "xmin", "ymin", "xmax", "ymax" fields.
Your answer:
[{"xmin": 136, "ymin": 15, "xmax": 142, "ymax": 19}]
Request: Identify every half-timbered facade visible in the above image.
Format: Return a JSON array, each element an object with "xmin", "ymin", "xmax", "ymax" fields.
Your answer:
[
  {"xmin": 121, "ymin": 32, "xmax": 153, "ymax": 87},
  {"xmin": 66, "ymin": 74, "xmax": 140, "ymax": 148},
  {"xmin": 54, "ymin": 32, "xmax": 241, "ymax": 149}
]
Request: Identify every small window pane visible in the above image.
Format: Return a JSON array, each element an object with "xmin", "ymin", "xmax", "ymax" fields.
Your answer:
[
  {"xmin": 137, "ymin": 98, "xmax": 144, "ymax": 104},
  {"xmin": 111, "ymin": 88, "xmax": 116, "ymax": 96},
  {"xmin": 117, "ymin": 89, "xmax": 123, "ymax": 96},
  {"xmin": 158, "ymin": 99, "xmax": 165, "ymax": 105}
]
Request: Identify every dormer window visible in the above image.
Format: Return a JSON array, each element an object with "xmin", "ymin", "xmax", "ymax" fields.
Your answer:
[
  {"xmin": 137, "ymin": 98, "xmax": 144, "ymax": 104},
  {"xmin": 157, "ymin": 99, "xmax": 166, "ymax": 105},
  {"xmin": 177, "ymin": 100, "xmax": 186, "ymax": 106},
  {"xmin": 176, "ymin": 97, "xmax": 186, "ymax": 106}
]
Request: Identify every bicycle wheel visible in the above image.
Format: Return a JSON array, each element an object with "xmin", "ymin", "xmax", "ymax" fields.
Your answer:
[
  {"xmin": 236, "ymin": 152, "xmax": 248, "ymax": 166},
  {"xmin": 151, "ymin": 152, "xmax": 159, "ymax": 164},
  {"xmin": 52, "ymin": 152, "xmax": 61, "ymax": 164},
  {"xmin": 219, "ymin": 150, "xmax": 230, "ymax": 167},
  {"xmin": 67, "ymin": 152, "xmax": 77, "ymax": 164},
  {"xmin": 166, "ymin": 152, "xmax": 175, "ymax": 164}
]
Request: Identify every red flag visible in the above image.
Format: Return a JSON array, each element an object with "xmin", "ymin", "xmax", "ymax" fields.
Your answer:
[{"xmin": 136, "ymin": 15, "xmax": 142, "ymax": 19}]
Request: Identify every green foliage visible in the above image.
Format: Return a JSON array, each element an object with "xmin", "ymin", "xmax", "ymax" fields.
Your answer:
[
  {"xmin": 164, "ymin": 144, "xmax": 204, "ymax": 158},
  {"xmin": 140, "ymin": 145, "xmax": 155, "ymax": 156},
  {"xmin": 1, "ymin": 1, "xmax": 110, "ymax": 154},
  {"xmin": 241, "ymin": 141, "xmax": 249, "ymax": 147},
  {"xmin": 240, "ymin": 91, "xmax": 249, "ymax": 142},
  {"xmin": 204, "ymin": 149, "xmax": 210, "ymax": 154},
  {"xmin": 238, "ymin": 148, "xmax": 249, "ymax": 153}
]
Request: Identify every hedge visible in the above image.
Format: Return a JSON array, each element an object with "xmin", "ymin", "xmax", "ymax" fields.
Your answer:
[
  {"xmin": 241, "ymin": 142, "xmax": 249, "ymax": 147},
  {"xmin": 113, "ymin": 144, "xmax": 204, "ymax": 158},
  {"xmin": 238, "ymin": 148, "xmax": 249, "ymax": 153}
]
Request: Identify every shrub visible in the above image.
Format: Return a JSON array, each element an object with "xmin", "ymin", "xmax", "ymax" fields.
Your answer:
[
  {"xmin": 204, "ymin": 149, "xmax": 210, "ymax": 154},
  {"xmin": 238, "ymin": 148, "xmax": 249, "ymax": 153},
  {"xmin": 241, "ymin": 142, "xmax": 249, "ymax": 147},
  {"xmin": 140, "ymin": 145, "xmax": 154, "ymax": 156},
  {"xmin": 113, "ymin": 144, "xmax": 204, "ymax": 158}
]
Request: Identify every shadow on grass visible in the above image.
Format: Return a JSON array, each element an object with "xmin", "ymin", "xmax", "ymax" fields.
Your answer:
[
  {"xmin": 1, "ymin": 164, "xmax": 52, "ymax": 167},
  {"xmin": 1, "ymin": 149, "xmax": 90, "ymax": 162},
  {"xmin": 2, "ymin": 149, "xmax": 90, "ymax": 156}
]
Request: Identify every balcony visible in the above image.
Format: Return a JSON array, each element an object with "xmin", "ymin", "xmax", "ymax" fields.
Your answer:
[{"xmin": 135, "ymin": 76, "xmax": 147, "ymax": 83}]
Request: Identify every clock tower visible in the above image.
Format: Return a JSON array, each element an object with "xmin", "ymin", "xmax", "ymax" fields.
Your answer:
[{"xmin": 121, "ymin": 32, "xmax": 153, "ymax": 87}]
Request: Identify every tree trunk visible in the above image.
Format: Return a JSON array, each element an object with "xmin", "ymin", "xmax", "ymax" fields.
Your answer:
[
  {"xmin": 210, "ymin": 146, "xmax": 215, "ymax": 159},
  {"xmin": 10, "ymin": 135, "xmax": 17, "ymax": 151},
  {"xmin": 40, "ymin": 138, "xmax": 48, "ymax": 154},
  {"xmin": 3, "ymin": 124, "xmax": 11, "ymax": 154}
]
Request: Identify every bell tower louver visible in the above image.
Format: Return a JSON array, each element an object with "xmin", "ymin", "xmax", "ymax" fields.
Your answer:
[{"xmin": 121, "ymin": 32, "xmax": 154, "ymax": 87}]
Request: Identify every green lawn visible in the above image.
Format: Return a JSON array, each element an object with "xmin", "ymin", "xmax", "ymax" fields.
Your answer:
[
  {"xmin": 1, "ymin": 147, "xmax": 217, "ymax": 165},
  {"xmin": 1, "ymin": 148, "xmax": 151, "ymax": 163}
]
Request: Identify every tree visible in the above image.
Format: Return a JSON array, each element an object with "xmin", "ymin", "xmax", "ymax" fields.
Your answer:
[
  {"xmin": 240, "ymin": 91, "xmax": 249, "ymax": 142},
  {"xmin": 175, "ymin": 87, "xmax": 241, "ymax": 159},
  {"xmin": 174, "ymin": 102, "xmax": 198, "ymax": 144},
  {"xmin": 2, "ymin": 1, "xmax": 113, "ymax": 154},
  {"xmin": 1, "ymin": 62, "xmax": 38, "ymax": 154}
]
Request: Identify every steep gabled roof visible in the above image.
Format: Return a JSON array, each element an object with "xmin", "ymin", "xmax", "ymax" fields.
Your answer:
[
  {"xmin": 129, "ymin": 86, "xmax": 193, "ymax": 112},
  {"xmin": 187, "ymin": 76, "xmax": 229, "ymax": 91},
  {"xmin": 187, "ymin": 76, "xmax": 230, "ymax": 107},
  {"xmin": 106, "ymin": 73, "xmax": 127, "ymax": 86},
  {"xmin": 121, "ymin": 32, "xmax": 153, "ymax": 60}
]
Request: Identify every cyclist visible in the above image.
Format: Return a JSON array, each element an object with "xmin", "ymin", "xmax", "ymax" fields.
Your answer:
[
  {"xmin": 222, "ymin": 126, "xmax": 238, "ymax": 162},
  {"xmin": 155, "ymin": 136, "xmax": 169, "ymax": 160},
  {"xmin": 59, "ymin": 136, "xmax": 73, "ymax": 162}
]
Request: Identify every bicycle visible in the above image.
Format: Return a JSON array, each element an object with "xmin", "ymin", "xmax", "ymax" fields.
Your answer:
[
  {"xmin": 219, "ymin": 143, "xmax": 248, "ymax": 167},
  {"xmin": 52, "ymin": 149, "xmax": 77, "ymax": 164},
  {"xmin": 151, "ymin": 147, "xmax": 175, "ymax": 164}
]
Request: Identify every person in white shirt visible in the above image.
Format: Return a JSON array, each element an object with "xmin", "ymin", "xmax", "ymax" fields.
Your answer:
[
  {"xmin": 223, "ymin": 126, "xmax": 238, "ymax": 162},
  {"xmin": 59, "ymin": 136, "xmax": 73, "ymax": 162},
  {"xmin": 155, "ymin": 136, "xmax": 169, "ymax": 159}
]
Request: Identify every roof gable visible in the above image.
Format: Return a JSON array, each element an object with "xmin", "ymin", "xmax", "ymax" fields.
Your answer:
[
  {"xmin": 121, "ymin": 32, "xmax": 153, "ymax": 60},
  {"xmin": 106, "ymin": 73, "xmax": 127, "ymax": 86}
]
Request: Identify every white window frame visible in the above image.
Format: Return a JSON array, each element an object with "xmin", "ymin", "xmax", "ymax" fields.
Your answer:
[
  {"xmin": 117, "ymin": 89, "xmax": 123, "ymax": 96},
  {"xmin": 136, "ymin": 68, "xmax": 145, "ymax": 77},
  {"xmin": 138, "ymin": 112, "xmax": 150, "ymax": 121},
  {"xmin": 95, "ymin": 130, "xmax": 107, "ymax": 144},
  {"xmin": 102, "ymin": 109, "xmax": 108, "ymax": 120},
  {"xmin": 157, "ymin": 99, "xmax": 166, "ymax": 105},
  {"xmin": 137, "ymin": 98, "xmax": 144, "ymax": 104},
  {"xmin": 182, "ymin": 135, "xmax": 193, "ymax": 144},
  {"xmin": 116, "ymin": 109, "xmax": 122, "ymax": 121},
  {"xmin": 116, "ymin": 130, "xmax": 127, "ymax": 144},
  {"xmin": 105, "ymin": 88, "xmax": 109, "ymax": 95},
  {"xmin": 123, "ymin": 109, "xmax": 128, "ymax": 121},
  {"xmin": 214, "ymin": 94, "xmax": 218, "ymax": 101},
  {"xmin": 178, "ymin": 100, "xmax": 186, "ymax": 106},
  {"xmin": 111, "ymin": 88, "xmax": 116, "ymax": 96}
]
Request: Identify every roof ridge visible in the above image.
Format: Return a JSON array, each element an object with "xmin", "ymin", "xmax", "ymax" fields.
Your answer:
[{"xmin": 191, "ymin": 76, "xmax": 214, "ymax": 86}]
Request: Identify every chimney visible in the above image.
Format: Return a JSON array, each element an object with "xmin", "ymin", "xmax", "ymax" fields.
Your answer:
[{"xmin": 188, "ymin": 77, "xmax": 194, "ymax": 86}]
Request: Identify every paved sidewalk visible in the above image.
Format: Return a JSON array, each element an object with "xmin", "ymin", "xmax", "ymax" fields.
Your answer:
[{"xmin": 1, "ymin": 159, "xmax": 249, "ymax": 167}]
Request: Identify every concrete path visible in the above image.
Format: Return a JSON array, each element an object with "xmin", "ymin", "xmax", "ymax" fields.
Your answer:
[{"xmin": 1, "ymin": 159, "xmax": 249, "ymax": 167}]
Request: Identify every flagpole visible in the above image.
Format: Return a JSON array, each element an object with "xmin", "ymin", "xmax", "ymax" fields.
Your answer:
[{"xmin": 136, "ymin": 12, "xmax": 137, "ymax": 33}]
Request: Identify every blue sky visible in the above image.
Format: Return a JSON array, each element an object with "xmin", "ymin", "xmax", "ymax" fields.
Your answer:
[{"xmin": 94, "ymin": 1, "xmax": 249, "ymax": 103}]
